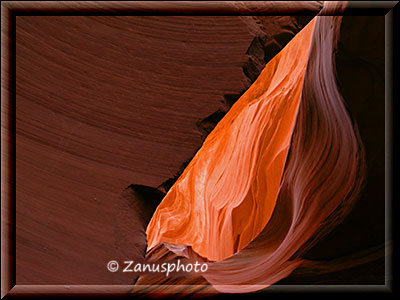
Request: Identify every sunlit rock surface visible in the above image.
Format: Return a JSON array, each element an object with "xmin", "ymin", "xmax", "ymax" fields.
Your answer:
[
  {"xmin": 16, "ymin": 8, "xmax": 319, "ymax": 284},
  {"xmin": 146, "ymin": 19, "xmax": 317, "ymax": 262}
]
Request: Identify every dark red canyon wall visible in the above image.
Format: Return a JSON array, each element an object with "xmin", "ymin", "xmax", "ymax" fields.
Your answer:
[
  {"xmin": 11, "ymin": 1, "xmax": 386, "ymax": 291},
  {"xmin": 15, "ymin": 14, "xmax": 316, "ymax": 285}
]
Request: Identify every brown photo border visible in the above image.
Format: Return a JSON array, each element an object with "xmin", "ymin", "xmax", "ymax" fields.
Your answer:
[{"xmin": 1, "ymin": 1, "xmax": 398, "ymax": 298}]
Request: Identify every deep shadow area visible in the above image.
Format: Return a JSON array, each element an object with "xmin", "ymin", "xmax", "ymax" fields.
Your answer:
[{"xmin": 279, "ymin": 15, "xmax": 386, "ymax": 285}]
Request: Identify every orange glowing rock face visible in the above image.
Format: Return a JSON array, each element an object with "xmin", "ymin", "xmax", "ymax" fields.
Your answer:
[{"xmin": 146, "ymin": 18, "xmax": 316, "ymax": 262}]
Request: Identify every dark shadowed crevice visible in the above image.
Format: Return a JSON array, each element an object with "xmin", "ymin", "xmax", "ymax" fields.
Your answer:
[
  {"xmin": 114, "ymin": 184, "xmax": 166, "ymax": 284},
  {"xmin": 158, "ymin": 157, "xmax": 194, "ymax": 192},
  {"xmin": 196, "ymin": 110, "xmax": 227, "ymax": 140}
]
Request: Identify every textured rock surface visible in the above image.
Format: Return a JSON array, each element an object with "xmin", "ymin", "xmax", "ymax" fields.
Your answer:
[
  {"xmin": 140, "ymin": 12, "xmax": 370, "ymax": 293},
  {"xmin": 15, "ymin": 14, "xmax": 316, "ymax": 284},
  {"xmin": 134, "ymin": 5, "xmax": 387, "ymax": 295},
  {"xmin": 146, "ymin": 19, "xmax": 317, "ymax": 262},
  {"xmin": 13, "ymin": 2, "xmax": 386, "ymax": 290},
  {"xmin": 280, "ymin": 14, "xmax": 386, "ymax": 286}
]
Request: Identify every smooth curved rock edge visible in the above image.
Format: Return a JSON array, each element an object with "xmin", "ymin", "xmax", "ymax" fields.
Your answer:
[{"xmin": 133, "ymin": 4, "xmax": 372, "ymax": 296}]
